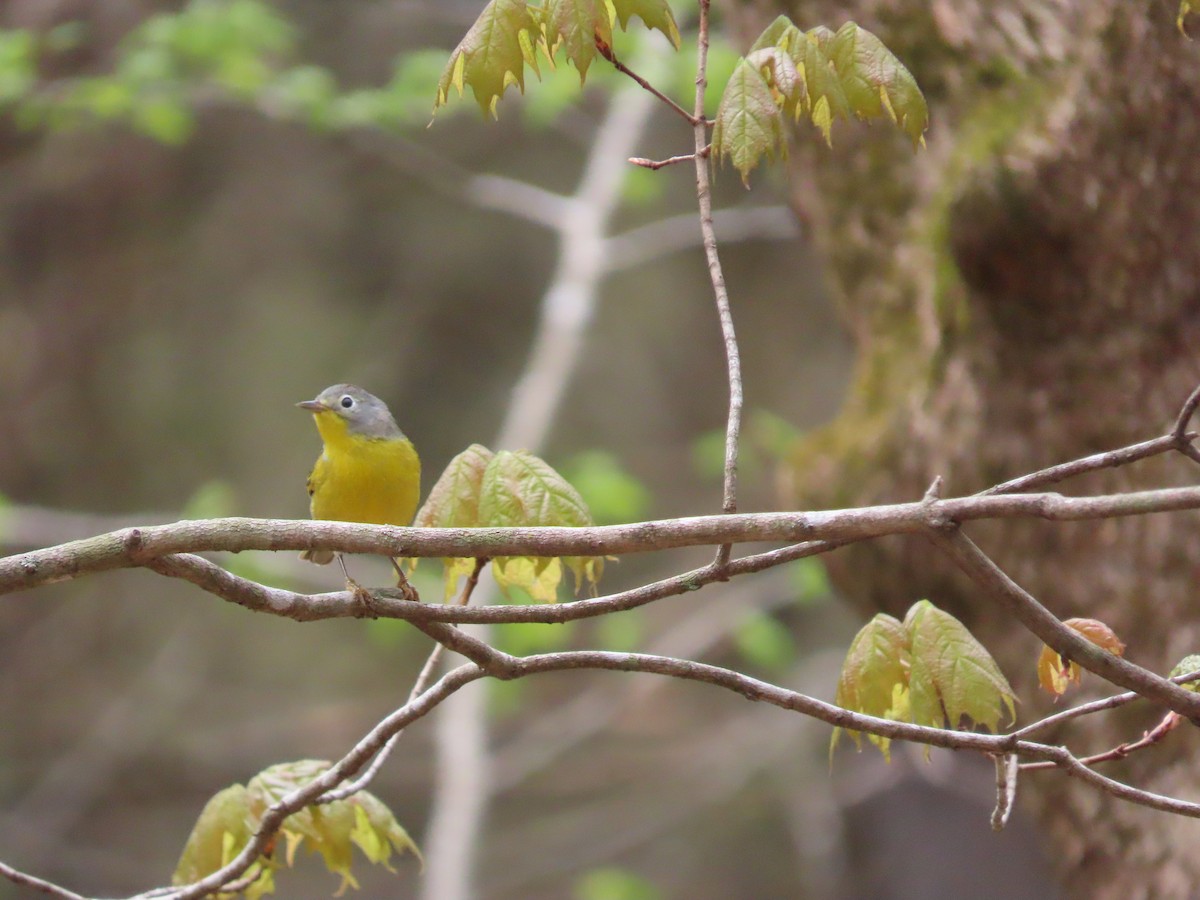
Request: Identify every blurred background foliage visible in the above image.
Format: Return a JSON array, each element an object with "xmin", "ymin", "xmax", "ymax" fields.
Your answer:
[{"xmin": 0, "ymin": 1, "xmax": 1054, "ymax": 898}]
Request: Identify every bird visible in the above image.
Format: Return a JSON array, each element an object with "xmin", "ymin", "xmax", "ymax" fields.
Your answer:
[{"xmin": 297, "ymin": 384, "xmax": 421, "ymax": 601}]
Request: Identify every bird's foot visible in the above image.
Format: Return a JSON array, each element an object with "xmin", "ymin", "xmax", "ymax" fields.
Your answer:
[
  {"xmin": 390, "ymin": 559, "xmax": 421, "ymax": 602},
  {"xmin": 345, "ymin": 577, "xmax": 380, "ymax": 618}
]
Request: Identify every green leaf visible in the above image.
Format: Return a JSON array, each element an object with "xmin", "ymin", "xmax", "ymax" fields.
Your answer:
[
  {"xmin": 712, "ymin": 57, "xmax": 785, "ymax": 185},
  {"xmin": 436, "ymin": 0, "xmax": 541, "ymax": 117},
  {"xmin": 831, "ymin": 613, "xmax": 909, "ymax": 758},
  {"xmin": 574, "ymin": 866, "xmax": 662, "ymax": 900},
  {"xmin": 0, "ymin": 30, "xmax": 36, "ymax": 107},
  {"xmin": 827, "ymin": 22, "xmax": 928, "ymax": 146},
  {"xmin": 173, "ymin": 784, "xmax": 276, "ymax": 899},
  {"xmin": 1169, "ymin": 654, "xmax": 1200, "ymax": 691},
  {"xmin": 610, "ymin": 0, "xmax": 681, "ymax": 49},
  {"xmin": 244, "ymin": 760, "xmax": 420, "ymax": 894},
  {"xmin": 905, "ymin": 600, "xmax": 1015, "ymax": 733},
  {"xmin": 748, "ymin": 15, "xmax": 796, "ymax": 54},
  {"xmin": 734, "ymin": 612, "xmax": 797, "ymax": 673},
  {"xmin": 1181, "ymin": 0, "xmax": 1197, "ymax": 36},
  {"xmin": 789, "ymin": 557, "xmax": 831, "ymax": 606},
  {"xmin": 543, "ymin": 0, "xmax": 612, "ymax": 82},
  {"xmin": 561, "ymin": 450, "xmax": 650, "ymax": 524},
  {"xmin": 746, "ymin": 46, "xmax": 804, "ymax": 121},
  {"xmin": 182, "ymin": 479, "xmax": 238, "ymax": 519},
  {"xmin": 415, "ymin": 443, "xmax": 494, "ymax": 528},
  {"xmin": 791, "ymin": 31, "xmax": 849, "ymax": 144}
]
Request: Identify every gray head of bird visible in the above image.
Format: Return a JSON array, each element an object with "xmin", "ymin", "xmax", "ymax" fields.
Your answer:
[{"xmin": 296, "ymin": 384, "xmax": 404, "ymax": 439}]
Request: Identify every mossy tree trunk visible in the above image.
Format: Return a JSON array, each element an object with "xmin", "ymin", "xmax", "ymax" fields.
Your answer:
[{"xmin": 725, "ymin": 0, "xmax": 1200, "ymax": 894}]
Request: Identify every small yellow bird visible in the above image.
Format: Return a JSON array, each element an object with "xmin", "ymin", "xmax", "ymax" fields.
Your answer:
[{"xmin": 297, "ymin": 384, "xmax": 420, "ymax": 598}]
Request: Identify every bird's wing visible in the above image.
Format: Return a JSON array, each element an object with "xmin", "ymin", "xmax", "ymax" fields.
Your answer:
[{"xmin": 306, "ymin": 454, "xmax": 329, "ymax": 500}]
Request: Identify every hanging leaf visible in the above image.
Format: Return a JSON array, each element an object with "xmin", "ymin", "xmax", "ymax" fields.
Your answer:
[
  {"xmin": 245, "ymin": 760, "xmax": 421, "ymax": 894},
  {"xmin": 827, "ymin": 21, "xmax": 928, "ymax": 146},
  {"xmin": 542, "ymin": 0, "xmax": 611, "ymax": 81},
  {"xmin": 479, "ymin": 449, "xmax": 602, "ymax": 597},
  {"xmin": 610, "ymin": 0, "xmax": 681, "ymax": 49},
  {"xmin": 173, "ymin": 784, "xmax": 276, "ymax": 900},
  {"xmin": 174, "ymin": 761, "xmax": 419, "ymax": 896},
  {"xmin": 906, "ymin": 600, "xmax": 1015, "ymax": 733},
  {"xmin": 831, "ymin": 613, "xmax": 910, "ymax": 759},
  {"xmin": 435, "ymin": 0, "xmax": 541, "ymax": 117},
  {"xmin": 1036, "ymin": 617, "xmax": 1126, "ymax": 696},
  {"xmin": 746, "ymin": 46, "xmax": 804, "ymax": 121},
  {"xmin": 712, "ymin": 57, "xmax": 785, "ymax": 185}
]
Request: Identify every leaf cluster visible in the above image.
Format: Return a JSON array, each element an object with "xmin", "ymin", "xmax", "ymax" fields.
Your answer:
[
  {"xmin": 435, "ymin": 0, "xmax": 680, "ymax": 117},
  {"xmin": 1036, "ymin": 617, "xmax": 1126, "ymax": 696},
  {"xmin": 413, "ymin": 444, "xmax": 603, "ymax": 601},
  {"xmin": 712, "ymin": 17, "xmax": 929, "ymax": 184},
  {"xmin": 173, "ymin": 760, "xmax": 420, "ymax": 898},
  {"xmin": 833, "ymin": 600, "xmax": 1015, "ymax": 760}
]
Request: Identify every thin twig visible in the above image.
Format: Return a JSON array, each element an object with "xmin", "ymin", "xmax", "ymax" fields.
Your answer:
[
  {"xmin": 629, "ymin": 149, "xmax": 704, "ymax": 170},
  {"xmin": 691, "ymin": 0, "xmax": 743, "ymax": 569},
  {"xmin": 1021, "ymin": 712, "xmax": 1183, "ymax": 772},
  {"xmin": 1011, "ymin": 670, "xmax": 1200, "ymax": 740},
  {"xmin": 0, "ymin": 860, "xmax": 87, "ymax": 900},
  {"xmin": 598, "ymin": 43, "xmax": 700, "ymax": 126}
]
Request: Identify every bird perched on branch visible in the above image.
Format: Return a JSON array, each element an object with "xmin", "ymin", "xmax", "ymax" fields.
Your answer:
[{"xmin": 297, "ymin": 383, "xmax": 421, "ymax": 601}]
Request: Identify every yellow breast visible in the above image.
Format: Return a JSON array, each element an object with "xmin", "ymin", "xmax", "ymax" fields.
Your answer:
[{"xmin": 307, "ymin": 414, "xmax": 420, "ymax": 526}]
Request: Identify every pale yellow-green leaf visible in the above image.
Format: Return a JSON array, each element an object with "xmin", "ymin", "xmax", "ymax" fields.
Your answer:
[
  {"xmin": 1170, "ymin": 654, "xmax": 1200, "ymax": 691},
  {"xmin": 748, "ymin": 15, "xmax": 797, "ymax": 54},
  {"xmin": 831, "ymin": 613, "xmax": 909, "ymax": 757},
  {"xmin": 245, "ymin": 760, "xmax": 419, "ymax": 894},
  {"xmin": 712, "ymin": 57, "xmax": 785, "ymax": 185},
  {"xmin": 174, "ymin": 785, "xmax": 254, "ymax": 884},
  {"xmin": 792, "ymin": 30, "xmax": 849, "ymax": 144},
  {"xmin": 477, "ymin": 449, "xmax": 600, "ymax": 599},
  {"xmin": 543, "ymin": 0, "xmax": 611, "ymax": 81},
  {"xmin": 905, "ymin": 600, "xmax": 1015, "ymax": 733},
  {"xmin": 746, "ymin": 46, "xmax": 804, "ymax": 120},
  {"xmin": 436, "ymin": 0, "xmax": 541, "ymax": 117},
  {"xmin": 611, "ymin": 0, "xmax": 681, "ymax": 48},
  {"xmin": 413, "ymin": 443, "xmax": 494, "ymax": 597},
  {"xmin": 827, "ymin": 21, "xmax": 928, "ymax": 146}
]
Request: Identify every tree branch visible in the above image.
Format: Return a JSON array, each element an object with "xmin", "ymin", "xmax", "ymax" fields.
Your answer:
[{"xmin": 9, "ymin": 484, "xmax": 1200, "ymax": 594}]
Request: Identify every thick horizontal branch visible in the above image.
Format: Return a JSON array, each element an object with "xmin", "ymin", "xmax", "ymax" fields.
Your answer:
[{"xmin": 7, "ymin": 485, "xmax": 1200, "ymax": 595}]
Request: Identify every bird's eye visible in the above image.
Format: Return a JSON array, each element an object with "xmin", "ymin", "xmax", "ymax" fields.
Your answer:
[{"xmin": 340, "ymin": 395, "xmax": 355, "ymax": 409}]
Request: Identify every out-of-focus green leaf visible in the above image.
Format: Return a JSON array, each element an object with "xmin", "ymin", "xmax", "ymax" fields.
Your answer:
[
  {"xmin": 790, "ymin": 557, "xmax": 831, "ymax": 606},
  {"xmin": 711, "ymin": 56, "xmax": 785, "ymax": 185},
  {"xmin": 182, "ymin": 479, "xmax": 238, "ymax": 519},
  {"xmin": 734, "ymin": 611, "xmax": 797, "ymax": 673},
  {"xmin": 561, "ymin": 450, "xmax": 649, "ymax": 524},
  {"xmin": 574, "ymin": 866, "xmax": 662, "ymax": 900},
  {"xmin": 0, "ymin": 30, "xmax": 36, "ymax": 106},
  {"xmin": 595, "ymin": 609, "xmax": 645, "ymax": 652}
]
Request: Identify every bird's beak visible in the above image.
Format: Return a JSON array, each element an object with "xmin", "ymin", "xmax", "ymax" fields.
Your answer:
[{"xmin": 296, "ymin": 399, "xmax": 327, "ymax": 412}]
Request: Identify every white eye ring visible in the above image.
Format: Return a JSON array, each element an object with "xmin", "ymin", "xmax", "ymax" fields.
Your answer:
[{"xmin": 340, "ymin": 395, "xmax": 355, "ymax": 409}]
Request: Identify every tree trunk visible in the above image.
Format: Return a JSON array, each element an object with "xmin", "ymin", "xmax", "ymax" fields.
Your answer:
[{"xmin": 726, "ymin": 0, "xmax": 1200, "ymax": 895}]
